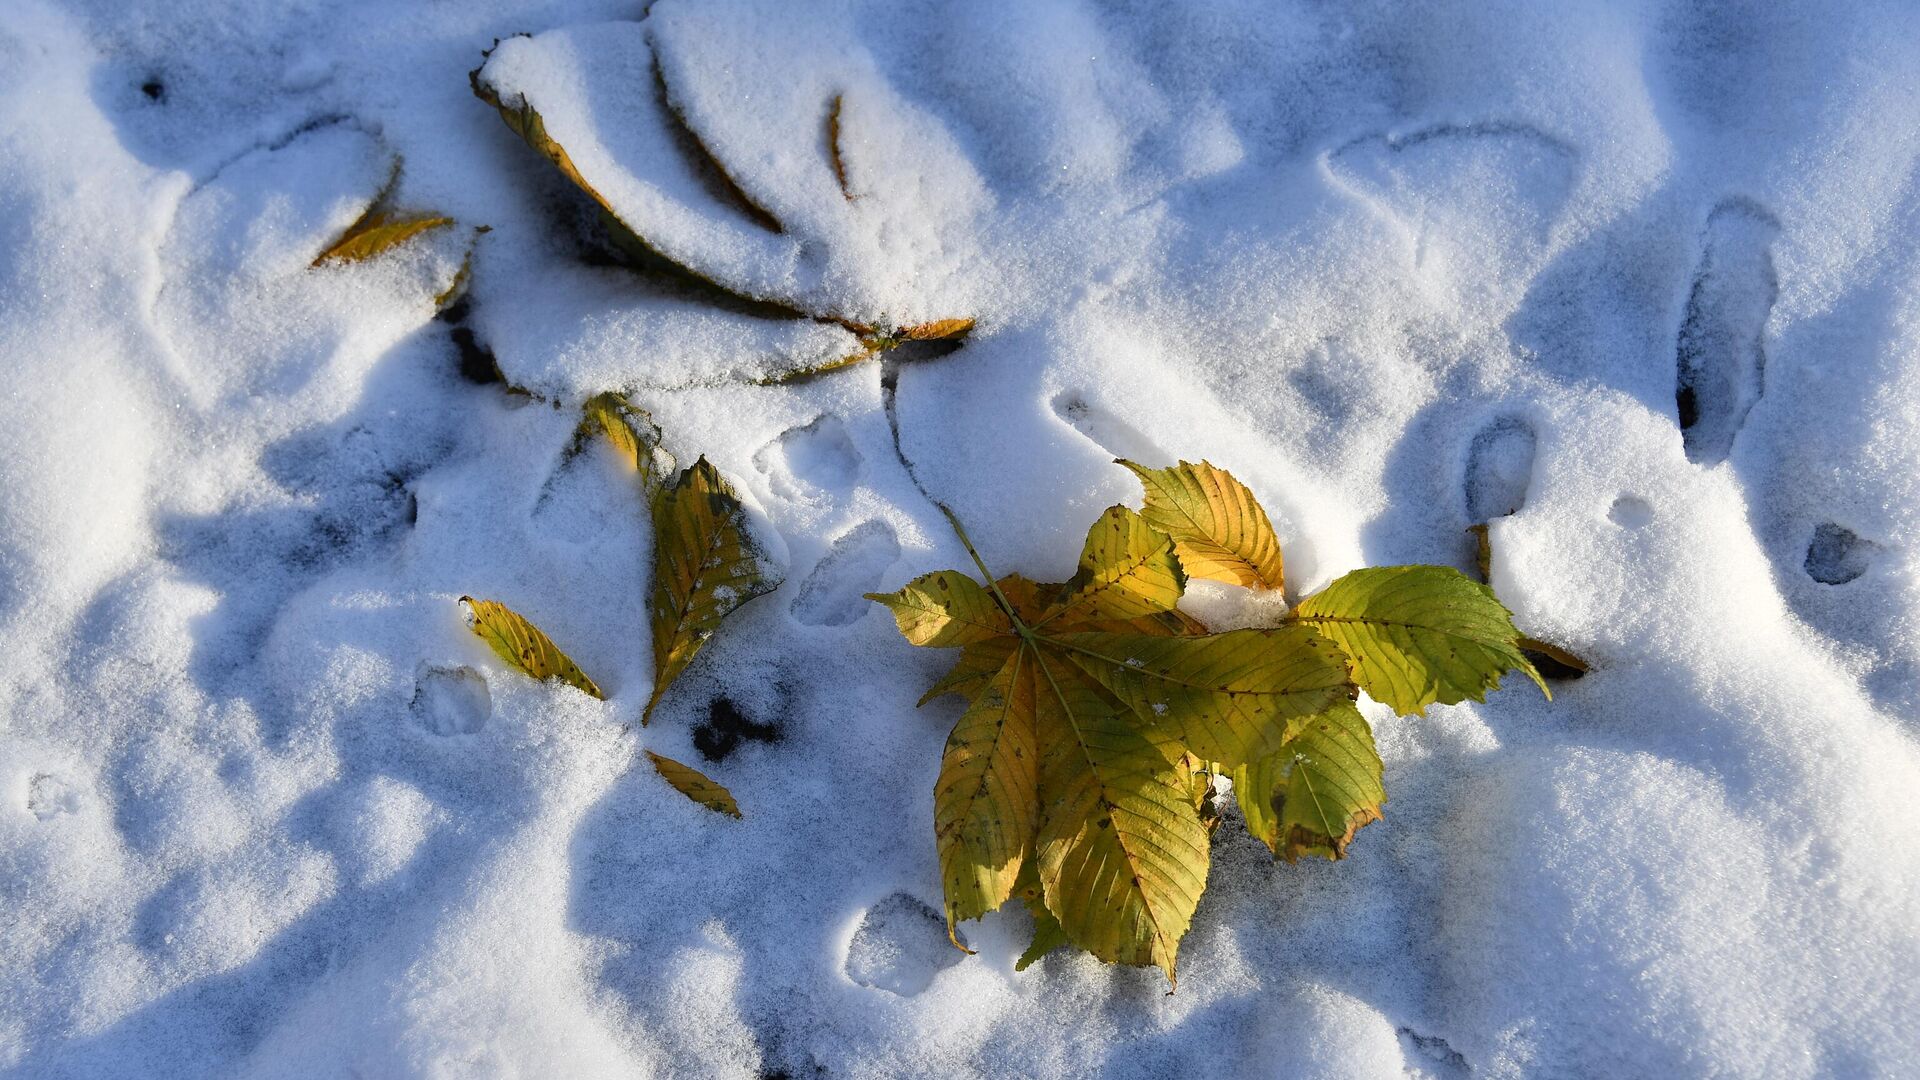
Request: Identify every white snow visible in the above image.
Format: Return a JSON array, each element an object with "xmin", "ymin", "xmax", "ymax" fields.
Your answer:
[{"xmin": 4, "ymin": 0, "xmax": 1920, "ymax": 1076}]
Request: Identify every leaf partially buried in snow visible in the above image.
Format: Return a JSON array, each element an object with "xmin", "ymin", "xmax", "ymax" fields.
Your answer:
[
  {"xmin": 460, "ymin": 596, "xmax": 604, "ymax": 699},
  {"xmin": 313, "ymin": 210, "xmax": 455, "ymax": 266},
  {"xmin": 645, "ymin": 750, "xmax": 741, "ymax": 817},
  {"xmin": 1291, "ymin": 565, "xmax": 1546, "ymax": 715},
  {"xmin": 573, "ymin": 391, "xmax": 676, "ymax": 504},
  {"xmin": 645, "ymin": 457, "xmax": 783, "ymax": 723},
  {"xmin": 1119, "ymin": 459, "xmax": 1286, "ymax": 591}
]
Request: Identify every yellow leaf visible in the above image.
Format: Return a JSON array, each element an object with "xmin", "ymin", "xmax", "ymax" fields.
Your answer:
[
  {"xmin": 645, "ymin": 750, "xmax": 741, "ymax": 818},
  {"xmin": 574, "ymin": 391, "xmax": 676, "ymax": 503},
  {"xmin": 459, "ymin": 596, "xmax": 604, "ymax": 699},
  {"xmin": 645, "ymin": 457, "xmax": 783, "ymax": 722},
  {"xmin": 1035, "ymin": 506, "xmax": 1185, "ymax": 628},
  {"xmin": 1030, "ymin": 648, "xmax": 1207, "ymax": 984},
  {"xmin": 867, "ymin": 569, "xmax": 1011, "ymax": 648},
  {"xmin": 900, "ymin": 317, "xmax": 975, "ymax": 342},
  {"xmin": 313, "ymin": 210, "xmax": 454, "ymax": 266},
  {"xmin": 827, "ymin": 93, "xmax": 853, "ymax": 201},
  {"xmin": 934, "ymin": 646, "xmax": 1038, "ymax": 942},
  {"xmin": 1234, "ymin": 702, "xmax": 1384, "ymax": 861},
  {"xmin": 1119, "ymin": 459, "xmax": 1285, "ymax": 591}
]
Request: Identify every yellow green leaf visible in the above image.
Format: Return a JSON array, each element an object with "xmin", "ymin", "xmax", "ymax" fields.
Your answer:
[
  {"xmin": 1035, "ymin": 505, "xmax": 1185, "ymax": 628},
  {"xmin": 934, "ymin": 647, "xmax": 1039, "ymax": 943},
  {"xmin": 1119, "ymin": 459, "xmax": 1286, "ymax": 591},
  {"xmin": 645, "ymin": 750, "xmax": 741, "ymax": 818},
  {"xmin": 459, "ymin": 596, "xmax": 604, "ymax": 699},
  {"xmin": 866, "ymin": 570, "xmax": 1011, "ymax": 648},
  {"xmin": 1247, "ymin": 702, "xmax": 1385, "ymax": 861},
  {"xmin": 313, "ymin": 210, "xmax": 455, "ymax": 266},
  {"xmin": 1030, "ymin": 649, "xmax": 1207, "ymax": 985},
  {"xmin": 1053, "ymin": 625, "xmax": 1354, "ymax": 768},
  {"xmin": 900, "ymin": 317, "xmax": 975, "ymax": 342},
  {"xmin": 645, "ymin": 457, "xmax": 783, "ymax": 722},
  {"xmin": 1292, "ymin": 565, "xmax": 1547, "ymax": 715}
]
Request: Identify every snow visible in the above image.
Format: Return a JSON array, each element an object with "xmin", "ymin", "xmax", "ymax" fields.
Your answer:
[{"xmin": 3, "ymin": 0, "xmax": 1920, "ymax": 1076}]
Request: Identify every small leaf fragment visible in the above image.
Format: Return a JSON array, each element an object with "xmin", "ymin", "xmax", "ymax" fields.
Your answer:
[
  {"xmin": 1292, "ymin": 565, "xmax": 1546, "ymax": 715},
  {"xmin": 900, "ymin": 318, "xmax": 975, "ymax": 342},
  {"xmin": 314, "ymin": 211, "xmax": 455, "ymax": 266},
  {"xmin": 827, "ymin": 93, "xmax": 853, "ymax": 201},
  {"xmin": 1119, "ymin": 459, "xmax": 1286, "ymax": 591},
  {"xmin": 1518, "ymin": 636, "xmax": 1590, "ymax": 680},
  {"xmin": 645, "ymin": 750, "xmax": 741, "ymax": 817},
  {"xmin": 1016, "ymin": 900, "xmax": 1069, "ymax": 971},
  {"xmin": 460, "ymin": 596, "xmax": 604, "ymax": 699}
]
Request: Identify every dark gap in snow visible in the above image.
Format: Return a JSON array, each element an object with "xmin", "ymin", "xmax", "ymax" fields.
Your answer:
[
  {"xmin": 1675, "ymin": 198, "xmax": 1778, "ymax": 465},
  {"xmin": 140, "ymin": 78, "xmax": 166, "ymax": 102},
  {"xmin": 693, "ymin": 697, "xmax": 780, "ymax": 762},
  {"xmin": 1805, "ymin": 523, "xmax": 1876, "ymax": 585},
  {"xmin": 1396, "ymin": 1026, "xmax": 1470, "ymax": 1078}
]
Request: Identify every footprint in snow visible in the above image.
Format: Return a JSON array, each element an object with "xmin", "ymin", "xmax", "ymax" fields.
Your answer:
[
  {"xmin": 844, "ymin": 892, "xmax": 964, "ymax": 997},
  {"xmin": 1674, "ymin": 198, "xmax": 1779, "ymax": 466},
  {"xmin": 790, "ymin": 520, "xmax": 900, "ymax": 627}
]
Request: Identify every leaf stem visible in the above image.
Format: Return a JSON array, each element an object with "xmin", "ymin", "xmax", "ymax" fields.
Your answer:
[{"xmin": 937, "ymin": 502, "xmax": 1031, "ymax": 635}]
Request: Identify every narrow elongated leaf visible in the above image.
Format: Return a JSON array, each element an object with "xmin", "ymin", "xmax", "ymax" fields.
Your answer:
[
  {"xmin": 1271, "ymin": 702, "xmax": 1383, "ymax": 860},
  {"xmin": 1119, "ymin": 460, "xmax": 1285, "ymax": 591},
  {"xmin": 867, "ymin": 570, "xmax": 1010, "ymax": 648},
  {"xmin": 645, "ymin": 750, "xmax": 741, "ymax": 817},
  {"xmin": 934, "ymin": 647, "xmax": 1039, "ymax": 941},
  {"xmin": 1030, "ymin": 648, "xmax": 1207, "ymax": 985},
  {"xmin": 1292, "ymin": 566, "xmax": 1546, "ymax": 715},
  {"xmin": 1038, "ymin": 506, "xmax": 1185, "ymax": 628},
  {"xmin": 1053, "ymin": 626, "xmax": 1354, "ymax": 768},
  {"xmin": 460, "ymin": 596, "xmax": 604, "ymax": 699},
  {"xmin": 900, "ymin": 318, "xmax": 975, "ymax": 342},
  {"xmin": 314, "ymin": 211, "xmax": 454, "ymax": 266},
  {"xmin": 575, "ymin": 391, "xmax": 676, "ymax": 502},
  {"xmin": 646, "ymin": 458, "xmax": 783, "ymax": 722},
  {"xmin": 827, "ymin": 93, "xmax": 853, "ymax": 201}
]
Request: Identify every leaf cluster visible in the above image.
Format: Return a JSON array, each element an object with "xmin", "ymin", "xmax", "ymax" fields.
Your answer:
[
  {"xmin": 459, "ymin": 391, "xmax": 782, "ymax": 816},
  {"xmin": 870, "ymin": 461, "xmax": 1546, "ymax": 983}
]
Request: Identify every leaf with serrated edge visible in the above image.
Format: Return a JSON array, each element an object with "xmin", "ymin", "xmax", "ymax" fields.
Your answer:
[
  {"xmin": 1271, "ymin": 702, "xmax": 1383, "ymax": 860},
  {"xmin": 1292, "ymin": 565, "xmax": 1546, "ymax": 715},
  {"xmin": 1119, "ymin": 459, "xmax": 1285, "ymax": 591},
  {"xmin": 918, "ymin": 637, "xmax": 1018, "ymax": 706},
  {"xmin": 1030, "ymin": 648, "xmax": 1207, "ymax": 984},
  {"xmin": 934, "ymin": 647, "xmax": 1038, "ymax": 943},
  {"xmin": 1036, "ymin": 506, "xmax": 1185, "ymax": 629},
  {"xmin": 645, "ymin": 457, "xmax": 782, "ymax": 722},
  {"xmin": 1053, "ymin": 625, "xmax": 1353, "ymax": 769},
  {"xmin": 460, "ymin": 597, "xmax": 603, "ymax": 699},
  {"xmin": 645, "ymin": 750, "xmax": 741, "ymax": 817},
  {"xmin": 867, "ymin": 570, "xmax": 1010, "ymax": 648}
]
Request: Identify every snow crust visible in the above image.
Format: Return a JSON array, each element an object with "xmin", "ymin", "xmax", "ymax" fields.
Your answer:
[{"xmin": 3, "ymin": 0, "xmax": 1920, "ymax": 1075}]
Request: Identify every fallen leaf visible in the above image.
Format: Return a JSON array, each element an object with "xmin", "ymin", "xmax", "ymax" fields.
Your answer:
[
  {"xmin": 1119, "ymin": 459, "xmax": 1285, "ymax": 591},
  {"xmin": 1291, "ymin": 565, "xmax": 1547, "ymax": 715},
  {"xmin": 460, "ymin": 596, "xmax": 604, "ymax": 699},
  {"xmin": 646, "ymin": 457, "xmax": 783, "ymax": 722},
  {"xmin": 646, "ymin": 750, "xmax": 742, "ymax": 817}
]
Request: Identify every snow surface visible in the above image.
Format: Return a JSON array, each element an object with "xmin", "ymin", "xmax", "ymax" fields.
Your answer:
[{"xmin": 3, "ymin": 0, "xmax": 1920, "ymax": 1076}]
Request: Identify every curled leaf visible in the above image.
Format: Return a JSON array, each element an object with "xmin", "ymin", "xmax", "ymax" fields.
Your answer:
[
  {"xmin": 645, "ymin": 750, "xmax": 741, "ymax": 817},
  {"xmin": 460, "ymin": 596, "xmax": 604, "ymax": 699}
]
